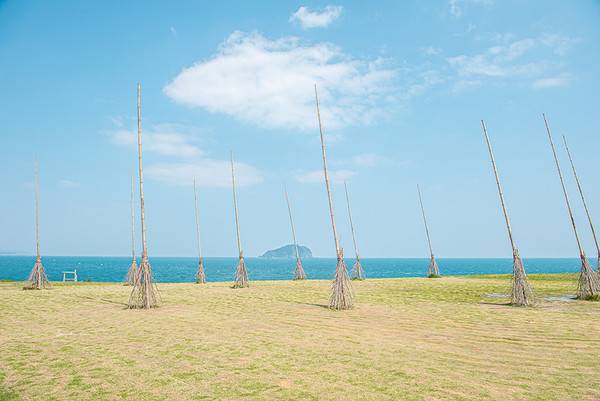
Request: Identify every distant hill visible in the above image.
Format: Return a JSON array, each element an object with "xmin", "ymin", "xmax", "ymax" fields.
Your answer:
[{"xmin": 260, "ymin": 244, "xmax": 313, "ymax": 259}]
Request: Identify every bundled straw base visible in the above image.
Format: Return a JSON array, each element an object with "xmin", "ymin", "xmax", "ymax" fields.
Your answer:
[
  {"xmin": 329, "ymin": 249, "xmax": 354, "ymax": 310},
  {"xmin": 351, "ymin": 256, "xmax": 365, "ymax": 280},
  {"xmin": 427, "ymin": 255, "xmax": 440, "ymax": 277},
  {"xmin": 124, "ymin": 258, "xmax": 138, "ymax": 286},
  {"xmin": 511, "ymin": 250, "xmax": 534, "ymax": 306},
  {"xmin": 233, "ymin": 252, "xmax": 249, "ymax": 288},
  {"xmin": 24, "ymin": 256, "xmax": 50, "ymax": 290},
  {"xmin": 577, "ymin": 253, "xmax": 600, "ymax": 299},
  {"xmin": 294, "ymin": 257, "xmax": 306, "ymax": 280},
  {"xmin": 127, "ymin": 254, "xmax": 159, "ymax": 308},
  {"xmin": 196, "ymin": 257, "xmax": 206, "ymax": 284}
]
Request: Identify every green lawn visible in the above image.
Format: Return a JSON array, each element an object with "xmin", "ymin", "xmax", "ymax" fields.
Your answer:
[{"xmin": 0, "ymin": 274, "xmax": 598, "ymax": 400}]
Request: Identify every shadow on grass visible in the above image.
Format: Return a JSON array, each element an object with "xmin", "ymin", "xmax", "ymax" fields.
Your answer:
[
  {"xmin": 0, "ymin": 385, "xmax": 20, "ymax": 400},
  {"xmin": 76, "ymin": 296, "xmax": 127, "ymax": 306}
]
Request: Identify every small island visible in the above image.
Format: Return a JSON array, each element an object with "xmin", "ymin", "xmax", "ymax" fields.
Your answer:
[{"xmin": 260, "ymin": 244, "xmax": 313, "ymax": 259}]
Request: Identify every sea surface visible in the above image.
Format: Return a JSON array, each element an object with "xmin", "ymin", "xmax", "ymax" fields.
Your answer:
[{"xmin": 0, "ymin": 256, "xmax": 590, "ymax": 283}]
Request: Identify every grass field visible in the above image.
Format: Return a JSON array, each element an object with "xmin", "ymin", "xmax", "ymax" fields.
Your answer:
[{"xmin": 0, "ymin": 274, "xmax": 598, "ymax": 400}]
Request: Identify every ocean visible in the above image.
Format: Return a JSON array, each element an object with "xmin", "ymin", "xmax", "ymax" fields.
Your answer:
[{"xmin": 0, "ymin": 256, "xmax": 589, "ymax": 283}]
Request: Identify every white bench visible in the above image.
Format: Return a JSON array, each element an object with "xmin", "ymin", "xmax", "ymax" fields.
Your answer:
[{"xmin": 62, "ymin": 270, "xmax": 77, "ymax": 282}]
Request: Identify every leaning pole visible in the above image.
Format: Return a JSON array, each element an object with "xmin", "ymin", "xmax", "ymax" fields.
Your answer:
[
  {"xmin": 543, "ymin": 114, "xmax": 599, "ymax": 299},
  {"xmin": 315, "ymin": 84, "xmax": 353, "ymax": 310},
  {"xmin": 482, "ymin": 120, "xmax": 533, "ymax": 305}
]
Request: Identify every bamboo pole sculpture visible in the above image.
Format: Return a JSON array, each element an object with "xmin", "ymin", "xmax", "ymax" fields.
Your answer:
[
  {"xmin": 417, "ymin": 184, "xmax": 440, "ymax": 278},
  {"xmin": 231, "ymin": 151, "xmax": 249, "ymax": 288},
  {"xmin": 194, "ymin": 180, "xmax": 206, "ymax": 283},
  {"xmin": 284, "ymin": 181, "xmax": 306, "ymax": 280},
  {"xmin": 127, "ymin": 84, "xmax": 159, "ymax": 308},
  {"xmin": 25, "ymin": 155, "xmax": 50, "ymax": 290},
  {"xmin": 315, "ymin": 84, "xmax": 353, "ymax": 309},
  {"xmin": 344, "ymin": 181, "xmax": 365, "ymax": 280},
  {"xmin": 124, "ymin": 172, "xmax": 138, "ymax": 285},
  {"xmin": 482, "ymin": 121, "xmax": 533, "ymax": 305},
  {"xmin": 563, "ymin": 135, "xmax": 600, "ymax": 273},
  {"xmin": 543, "ymin": 114, "xmax": 599, "ymax": 299}
]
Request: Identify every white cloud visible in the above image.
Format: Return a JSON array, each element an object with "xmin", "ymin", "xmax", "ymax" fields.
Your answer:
[
  {"xmin": 58, "ymin": 180, "xmax": 79, "ymax": 187},
  {"xmin": 145, "ymin": 159, "xmax": 263, "ymax": 188},
  {"xmin": 352, "ymin": 153, "xmax": 379, "ymax": 167},
  {"xmin": 450, "ymin": 0, "xmax": 462, "ymax": 19},
  {"xmin": 295, "ymin": 169, "xmax": 355, "ymax": 184},
  {"xmin": 540, "ymin": 33, "xmax": 580, "ymax": 57},
  {"xmin": 289, "ymin": 5, "xmax": 342, "ymax": 29},
  {"xmin": 450, "ymin": 0, "xmax": 494, "ymax": 19},
  {"xmin": 163, "ymin": 31, "xmax": 397, "ymax": 131},
  {"xmin": 420, "ymin": 46, "xmax": 440, "ymax": 57},
  {"xmin": 106, "ymin": 123, "xmax": 206, "ymax": 158},
  {"xmin": 533, "ymin": 73, "xmax": 571, "ymax": 89},
  {"xmin": 447, "ymin": 34, "xmax": 575, "ymax": 83},
  {"xmin": 170, "ymin": 26, "xmax": 177, "ymax": 36}
]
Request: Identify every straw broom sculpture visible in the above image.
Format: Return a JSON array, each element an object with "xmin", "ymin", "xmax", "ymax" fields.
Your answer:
[
  {"xmin": 315, "ymin": 84, "xmax": 353, "ymax": 309},
  {"xmin": 24, "ymin": 155, "xmax": 50, "ymax": 290},
  {"xmin": 127, "ymin": 84, "xmax": 159, "ymax": 308},
  {"xmin": 344, "ymin": 181, "xmax": 365, "ymax": 280},
  {"xmin": 284, "ymin": 181, "xmax": 306, "ymax": 280},
  {"xmin": 563, "ymin": 135, "xmax": 600, "ymax": 273},
  {"xmin": 124, "ymin": 172, "xmax": 138, "ymax": 285},
  {"xmin": 417, "ymin": 184, "xmax": 440, "ymax": 278},
  {"xmin": 544, "ymin": 114, "xmax": 600, "ymax": 299},
  {"xmin": 194, "ymin": 180, "xmax": 206, "ymax": 284},
  {"xmin": 482, "ymin": 121, "xmax": 533, "ymax": 305},
  {"xmin": 231, "ymin": 151, "xmax": 249, "ymax": 288}
]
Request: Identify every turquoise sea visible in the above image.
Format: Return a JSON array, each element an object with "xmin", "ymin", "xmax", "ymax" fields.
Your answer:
[{"xmin": 0, "ymin": 256, "xmax": 591, "ymax": 283}]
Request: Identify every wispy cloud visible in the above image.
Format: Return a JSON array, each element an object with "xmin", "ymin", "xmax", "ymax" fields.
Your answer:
[
  {"xmin": 450, "ymin": 0, "xmax": 494, "ymax": 19},
  {"xmin": 533, "ymin": 73, "xmax": 571, "ymax": 89},
  {"xmin": 420, "ymin": 46, "xmax": 441, "ymax": 57},
  {"xmin": 106, "ymin": 123, "xmax": 206, "ymax": 158},
  {"xmin": 105, "ymin": 120, "xmax": 265, "ymax": 187},
  {"xmin": 294, "ymin": 169, "xmax": 355, "ymax": 184},
  {"xmin": 58, "ymin": 180, "xmax": 79, "ymax": 187},
  {"xmin": 289, "ymin": 5, "xmax": 343, "ymax": 29},
  {"xmin": 163, "ymin": 31, "xmax": 397, "ymax": 131},
  {"xmin": 539, "ymin": 33, "xmax": 580, "ymax": 56},
  {"xmin": 447, "ymin": 33, "xmax": 577, "ymax": 88},
  {"xmin": 170, "ymin": 26, "xmax": 177, "ymax": 36},
  {"xmin": 145, "ymin": 159, "xmax": 263, "ymax": 187}
]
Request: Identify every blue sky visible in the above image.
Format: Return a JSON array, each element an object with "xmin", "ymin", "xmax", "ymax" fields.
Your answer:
[{"xmin": 0, "ymin": 0, "xmax": 599, "ymax": 258}]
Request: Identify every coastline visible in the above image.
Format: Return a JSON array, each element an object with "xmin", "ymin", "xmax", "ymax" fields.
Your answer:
[{"xmin": 1, "ymin": 255, "xmax": 591, "ymax": 283}]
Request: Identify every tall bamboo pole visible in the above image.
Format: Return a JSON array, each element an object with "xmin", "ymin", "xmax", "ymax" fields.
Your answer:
[
  {"xmin": 128, "ymin": 84, "xmax": 158, "ymax": 308},
  {"xmin": 124, "ymin": 172, "xmax": 138, "ymax": 285},
  {"xmin": 482, "ymin": 121, "xmax": 516, "ymax": 251},
  {"xmin": 35, "ymin": 155, "xmax": 40, "ymax": 260},
  {"xmin": 417, "ymin": 184, "xmax": 440, "ymax": 277},
  {"xmin": 563, "ymin": 135, "xmax": 599, "ymax": 271},
  {"xmin": 231, "ymin": 152, "xmax": 242, "ymax": 257},
  {"xmin": 345, "ymin": 181, "xmax": 364, "ymax": 279},
  {"xmin": 131, "ymin": 172, "xmax": 136, "ymax": 261},
  {"xmin": 25, "ymin": 155, "xmax": 50, "ymax": 289},
  {"xmin": 194, "ymin": 179, "xmax": 206, "ymax": 283},
  {"xmin": 231, "ymin": 151, "xmax": 249, "ymax": 288},
  {"xmin": 482, "ymin": 120, "xmax": 533, "ymax": 305},
  {"xmin": 316, "ymin": 86, "xmax": 340, "ymax": 255},
  {"xmin": 543, "ymin": 114, "xmax": 599, "ymax": 298},
  {"xmin": 315, "ymin": 84, "xmax": 352, "ymax": 309},
  {"xmin": 138, "ymin": 86, "xmax": 148, "ymax": 260},
  {"xmin": 285, "ymin": 181, "xmax": 306, "ymax": 280}
]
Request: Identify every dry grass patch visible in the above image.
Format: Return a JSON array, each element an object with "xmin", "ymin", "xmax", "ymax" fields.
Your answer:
[{"xmin": 0, "ymin": 274, "xmax": 598, "ymax": 400}]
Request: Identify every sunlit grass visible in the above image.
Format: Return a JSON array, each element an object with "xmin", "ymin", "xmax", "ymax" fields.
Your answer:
[{"xmin": 0, "ymin": 274, "xmax": 598, "ymax": 400}]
